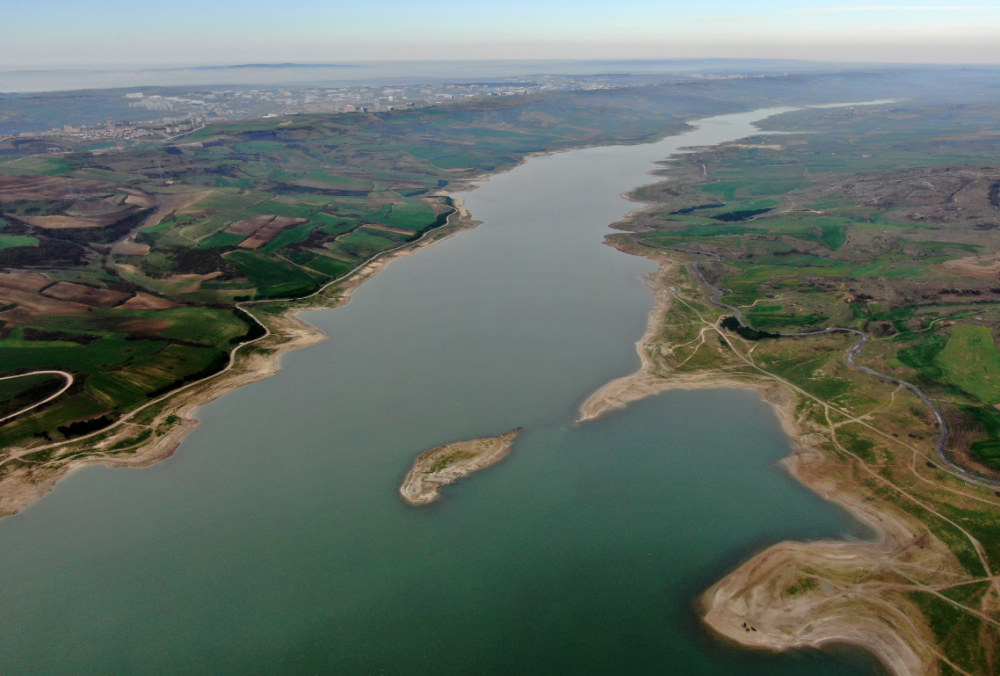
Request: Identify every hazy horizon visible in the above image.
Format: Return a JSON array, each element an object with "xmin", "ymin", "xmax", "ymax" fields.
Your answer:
[
  {"xmin": 2, "ymin": 57, "xmax": 998, "ymax": 95},
  {"xmin": 7, "ymin": 1, "xmax": 1000, "ymax": 71}
]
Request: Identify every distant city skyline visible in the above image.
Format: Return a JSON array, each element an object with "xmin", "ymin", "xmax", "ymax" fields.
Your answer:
[{"xmin": 5, "ymin": 0, "xmax": 1000, "ymax": 68}]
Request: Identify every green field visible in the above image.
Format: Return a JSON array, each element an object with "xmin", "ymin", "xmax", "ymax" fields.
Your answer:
[
  {"xmin": 0, "ymin": 373, "xmax": 58, "ymax": 400},
  {"xmin": 0, "ymin": 235, "xmax": 39, "ymax": 249},
  {"xmin": 0, "ymin": 331, "xmax": 166, "ymax": 375},
  {"xmin": 85, "ymin": 344, "xmax": 224, "ymax": 408},
  {"xmin": 0, "ymin": 156, "xmax": 72, "ymax": 175},
  {"xmin": 745, "ymin": 304, "xmax": 828, "ymax": 330},
  {"xmin": 381, "ymin": 199, "xmax": 437, "ymax": 232},
  {"xmin": 305, "ymin": 255, "xmax": 355, "ymax": 278},
  {"xmin": 333, "ymin": 231, "xmax": 397, "ymax": 258},
  {"xmin": 0, "ymin": 395, "xmax": 108, "ymax": 447},
  {"xmin": 939, "ymin": 327, "xmax": 1000, "ymax": 404},
  {"xmin": 227, "ymin": 250, "xmax": 327, "ymax": 298},
  {"xmin": 197, "ymin": 232, "xmax": 246, "ymax": 249},
  {"xmin": 261, "ymin": 222, "xmax": 318, "ymax": 254}
]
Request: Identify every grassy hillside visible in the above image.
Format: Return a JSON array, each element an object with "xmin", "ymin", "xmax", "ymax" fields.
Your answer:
[{"xmin": 614, "ymin": 99, "xmax": 1000, "ymax": 674}]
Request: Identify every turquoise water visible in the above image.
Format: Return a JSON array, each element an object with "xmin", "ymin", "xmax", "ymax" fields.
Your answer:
[{"xmin": 0, "ymin": 110, "xmax": 878, "ymax": 675}]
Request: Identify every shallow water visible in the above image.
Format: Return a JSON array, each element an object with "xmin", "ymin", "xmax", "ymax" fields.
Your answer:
[{"xmin": 0, "ymin": 110, "xmax": 879, "ymax": 675}]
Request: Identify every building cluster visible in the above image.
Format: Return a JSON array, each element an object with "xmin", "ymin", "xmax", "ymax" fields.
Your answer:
[
  {"xmin": 0, "ymin": 117, "xmax": 211, "ymax": 151},
  {"xmin": 113, "ymin": 75, "xmax": 606, "ymax": 121},
  {"xmin": 1, "ymin": 72, "xmax": 755, "ymax": 150},
  {"xmin": 3, "ymin": 77, "xmax": 591, "ymax": 146}
]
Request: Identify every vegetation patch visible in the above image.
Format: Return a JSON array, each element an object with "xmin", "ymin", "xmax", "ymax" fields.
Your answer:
[
  {"xmin": 58, "ymin": 414, "xmax": 115, "ymax": 438},
  {"xmin": 938, "ymin": 326, "xmax": 1000, "ymax": 404},
  {"xmin": 380, "ymin": 199, "xmax": 438, "ymax": 232},
  {"xmin": 227, "ymin": 250, "xmax": 326, "ymax": 298},
  {"xmin": 0, "ymin": 235, "xmax": 39, "ymax": 249},
  {"xmin": 0, "ymin": 373, "xmax": 64, "ymax": 418},
  {"xmin": 709, "ymin": 208, "xmax": 772, "ymax": 222},
  {"xmin": 720, "ymin": 315, "xmax": 780, "ymax": 340},
  {"xmin": 908, "ymin": 591, "xmax": 993, "ymax": 674},
  {"xmin": 746, "ymin": 305, "xmax": 828, "ymax": 330}
]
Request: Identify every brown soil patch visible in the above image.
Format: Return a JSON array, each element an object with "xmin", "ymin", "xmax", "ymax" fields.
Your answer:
[
  {"xmin": 0, "ymin": 174, "xmax": 112, "ymax": 202},
  {"xmin": 227, "ymin": 214, "xmax": 274, "ymax": 236},
  {"xmin": 111, "ymin": 190, "xmax": 213, "ymax": 255},
  {"xmin": 41, "ymin": 282, "xmax": 129, "ymax": 307},
  {"xmin": 0, "ymin": 271, "xmax": 50, "ymax": 293},
  {"xmin": 364, "ymin": 223, "xmax": 414, "ymax": 236},
  {"xmin": 113, "ymin": 241, "xmax": 150, "ymax": 256},
  {"xmin": 19, "ymin": 214, "xmax": 114, "ymax": 229},
  {"xmin": 387, "ymin": 181, "xmax": 427, "ymax": 191},
  {"xmin": 0, "ymin": 286, "xmax": 88, "ymax": 320},
  {"xmin": 120, "ymin": 293, "xmax": 180, "ymax": 310},
  {"xmin": 237, "ymin": 216, "xmax": 306, "ymax": 249},
  {"xmin": 292, "ymin": 179, "xmax": 369, "ymax": 191},
  {"xmin": 155, "ymin": 191, "xmax": 213, "ymax": 215},
  {"xmin": 124, "ymin": 193, "xmax": 157, "ymax": 208},
  {"xmin": 116, "ymin": 264, "xmax": 221, "ymax": 295},
  {"xmin": 273, "ymin": 197, "xmax": 325, "ymax": 207},
  {"xmin": 941, "ymin": 254, "xmax": 1000, "ymax": 278},
  {"xmin": 165, "ymin": 271, "xmax": 221, "ymax": 294},
  {"xmin": 64, "ymin": 199, "xmax": 128, "ymax": 216}
]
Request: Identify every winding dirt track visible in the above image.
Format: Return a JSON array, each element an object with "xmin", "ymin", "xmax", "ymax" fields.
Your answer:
[
  {"xmin": 0, "ymin": 204, "xmax": 460, "ymax": 469},
  {"xmin": 0, "ymin": 371, "xmax": 73, "ymax": 424},
  {"xmin": 641, "ymin": 239, "xmax": 1000, "ymax": 490}
]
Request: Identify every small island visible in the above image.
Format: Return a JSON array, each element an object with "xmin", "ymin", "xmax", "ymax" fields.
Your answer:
[{"xmin": 399, "ymin": 428, "xmax": 522, "ymax": 506}]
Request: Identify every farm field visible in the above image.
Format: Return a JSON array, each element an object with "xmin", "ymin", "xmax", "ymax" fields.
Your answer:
[
  {"xmin": 3, "ymin": 77, "xmax": 776, "ymax": 449},
  {"xmin": 3, "ymin": 78, "xmax": 1000, "ymax": 455}
]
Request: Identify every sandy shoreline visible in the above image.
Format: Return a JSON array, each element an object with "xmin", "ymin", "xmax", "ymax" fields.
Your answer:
[
  {"xmin": 699, "ymin": 444, "xmax": 942, "ymax": 676},
  {"xmin": 0, "ymin": 115, "xmax": 711, "ymax": 519},
  {"xmin": 0, "ymin": 124, "xmax": 705, "ymax": 518},
  {"xmin": 579, "ymin": 261, "xmax": 799, "ymax": 434},
  {"xmin": 0, "ymin": 195, "xmax": 483, "ymax": 518},
  {"xmin": 576, "ymin": 256, "xmax": 966, "ymax": 676}
]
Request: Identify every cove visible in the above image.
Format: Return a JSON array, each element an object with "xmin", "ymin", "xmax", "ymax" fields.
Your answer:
[{"xmin": 0, "ymin": 110, "xmax": 879, "ymax": 675}]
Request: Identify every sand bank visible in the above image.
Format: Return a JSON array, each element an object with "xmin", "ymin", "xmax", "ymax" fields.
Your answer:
[{"xmin": 400, "ymin": 428, "xmax": 522, "ymax": 506}]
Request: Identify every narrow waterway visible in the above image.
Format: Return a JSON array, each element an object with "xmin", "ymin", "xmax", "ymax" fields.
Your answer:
[{"xmin": 0, "ymin": 110, "xmax": 878, "ymax": 675}]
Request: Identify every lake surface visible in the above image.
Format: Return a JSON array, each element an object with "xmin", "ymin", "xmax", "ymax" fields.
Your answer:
[{"xmin": 0, "ymin": 110, "xmax": 878, "ymax": 675}]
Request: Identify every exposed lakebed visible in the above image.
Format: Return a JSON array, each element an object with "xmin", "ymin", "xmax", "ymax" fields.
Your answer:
[{"xmin": 0, "ymin": 110, "xmax": 879, "ymax": 675}]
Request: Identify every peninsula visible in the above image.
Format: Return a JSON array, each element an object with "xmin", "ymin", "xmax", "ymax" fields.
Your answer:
[{"xmin": 583, "ymin": 100, "xmax": 1000, "ymax": 675}]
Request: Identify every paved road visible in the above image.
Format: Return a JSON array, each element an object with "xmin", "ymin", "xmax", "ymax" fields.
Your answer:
[{"xmin": 638, "ymin": 238, "xmax": 1000, "ymax": 490}]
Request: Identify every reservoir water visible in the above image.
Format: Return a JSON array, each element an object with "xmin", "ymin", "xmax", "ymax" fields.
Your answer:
[{"xmin": 0, "ymin": 110, "xmax": 878, "ymax": 675}]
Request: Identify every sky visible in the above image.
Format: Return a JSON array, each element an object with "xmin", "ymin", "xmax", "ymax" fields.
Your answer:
[{"xmin": 4, "ymin": 0, "xmax": 1000, "ymax": 69}]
